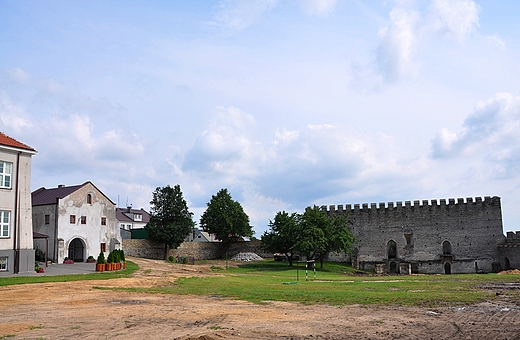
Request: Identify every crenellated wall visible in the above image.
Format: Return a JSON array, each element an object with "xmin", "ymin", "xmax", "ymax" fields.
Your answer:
[{"xmin": 322, "ymin": 196, "xmax": 508, "ymax": 274}]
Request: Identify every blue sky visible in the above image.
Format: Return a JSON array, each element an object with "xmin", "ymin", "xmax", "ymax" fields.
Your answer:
[{"xmin": 2, "ymin": 0, "xmax": 520, "ymax": 235}]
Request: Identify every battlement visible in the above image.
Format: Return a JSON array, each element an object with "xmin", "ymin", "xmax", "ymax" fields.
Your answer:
[
  {"xmin": 506, "ymin": 231, "xmax": 520, "ymax": 243},
  {"xmin": 322, "ymin": 196, "xmax": 501, "ymax": 213}
]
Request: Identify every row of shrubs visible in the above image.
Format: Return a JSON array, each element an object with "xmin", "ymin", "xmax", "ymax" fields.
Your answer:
[{"xmin": 97, "ymin": 249, "xmax": 125, "ymax": 264}]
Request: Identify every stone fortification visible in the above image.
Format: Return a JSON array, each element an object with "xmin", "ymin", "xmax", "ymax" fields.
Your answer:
[
  {"xmin": 123, "ymin": 239, "xmax": 272, "ymax": 261},
  {"xmin": 323, "ymin": 196, "xmax": 507, "ymax": 274}
]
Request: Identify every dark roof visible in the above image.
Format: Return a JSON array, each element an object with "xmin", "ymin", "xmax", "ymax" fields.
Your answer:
[
  {"xmin": 116, "ymin": 207, "xmax": 150, "ymax": 223},
  {"xmin": 0, "ymin": 132, "xmax": 36, "ymax": 152},
  {"xmin": 32, "ymin": 181, "xmax": 115, "ymax": 206}
]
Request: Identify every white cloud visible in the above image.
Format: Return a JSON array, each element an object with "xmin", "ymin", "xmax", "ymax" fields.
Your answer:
[
  {"xmin": 431, "ymin": 92, "xmax": 520, "ymax": 178},
  {"xmin": 430, "ymin": 0, "xmax": 480, "ymax": 41},
  {"xmin": 209, "ymin": 0, "xmax": 278, "ymax": 32},
  {"xmin": 301, "ymin": 0, "xmax": 337, "ymax": 16}
]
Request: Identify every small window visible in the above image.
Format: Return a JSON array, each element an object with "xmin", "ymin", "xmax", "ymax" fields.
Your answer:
[
  {"xmin": 100, "ymin": 243, "xmax": 106, "ymax": 252},
  {"xmin": 44, "ymin": 214, "xmax": 50, "ymax": 224},
  {"xmin": 442, "ymin": 241, "xmax": 452, "ymax": 255},
  {"xmin": 134, "ymin": 213, "xmax": 142, "ymax": 221},
  {"xmin": 0, "ymin": 257, "xmax": 7, "ymax": 271},
  {"xmin": 387, "ymin": 240, "xmax": 397, "ymax": 258},
  {"xmin": 81, "ymin": 216, "xmax": 86, "ymax": 224},
  {"xmin": 120, "ymin": 223, "xmax": 125, "ymax": 229},
  {"xmin": 0, "ymin": 161, "xmax": 13, "ymax": 188},
  {"xmin": 101, "ymin": 217, "xmax": 106, "ymax": 225},
  {"xmin": 0, "ymin": 211, "xmax": 10, "ymax": 237},
  {"xmin": 86, "ymin": 194, "xmax": 92, "ymax": 204},
  {"xmin": 70, "ymin": 215, "xmax": 76, "ymax": 224},
  {"xmin": 404, "ymin": 233, "xmax": 413, "ymax": 245}
]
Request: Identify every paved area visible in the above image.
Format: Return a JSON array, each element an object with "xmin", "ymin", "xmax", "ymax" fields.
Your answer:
[{"xmin": 15, "ymin": 262, "xmax": 97, "ymax": 276}]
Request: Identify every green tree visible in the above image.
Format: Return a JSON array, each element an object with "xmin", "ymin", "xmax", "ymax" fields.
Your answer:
[
  {"xmin": 297, "ymin": 205, "xmax": 355, "ymax": 268},
  {"xmin": 145, "ymin": 185, "xmax": 195, "ymax": 259},
  {"xmin": 261, "ymin": 211, "xmax": 302, "ymax": 266},
  {"xmin": 199, "ymin": 188, "xmax": 253, "ymax": 249}
]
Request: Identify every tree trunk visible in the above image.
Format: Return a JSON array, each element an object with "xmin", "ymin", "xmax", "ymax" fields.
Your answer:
[{"xmin": 164, "ymin": 244, "xmax": 169, "ymax": 260}]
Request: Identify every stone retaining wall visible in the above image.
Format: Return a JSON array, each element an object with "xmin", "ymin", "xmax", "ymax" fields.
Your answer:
[{"xmin": 122, "ymin": 239, "xmax": 273, "ymax": 260}]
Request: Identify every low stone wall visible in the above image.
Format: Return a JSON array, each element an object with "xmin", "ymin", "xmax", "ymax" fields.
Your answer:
[{"xmin": 122, "ymin": 239, "xmax": 273, "ymax": 260}]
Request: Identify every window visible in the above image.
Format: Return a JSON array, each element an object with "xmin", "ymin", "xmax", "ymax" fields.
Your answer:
[
  {"xmin": 120, "ymin": 223, "xmax": 125, "ymax": 229},
  {"xmin": 134, "ymin": 213, "xmax": 142, "ymax": 221},
  {"xmin": 0, "ymin": 211, "xmax": 10, "ymax": 237},
  {"xmin": 0, "ymin": 257, "xmax": 7, "ymax": 271},
  {"xmin": 45, "ymin": 214, "xmax": 50, "ymax": 224},
  {"xmin": 442, "ymin": 241, "xmax": 452, "ymax": 255},
  {"xmin": 387, "ymin": 240, "xmax": 397, "ymax": 258},
  {"xmin": 70, "ymin": 215, "xmax": 76, "ymax": 224},
  {"xmin": 81, "ymin": 216, "xmax": 86, "ymax": 224},
  {"xmin": 86, "ymin": 194, "xmax": 92, "ymax": 204},
  {"xmin": 0, "ymin": 161, "xmax": 12, "ymax": 188},
  {"xmin": 100, "ymin": 243, "xmax": 106, "ymax": 252},
  {"xmin": 101, "ymin": 217, "xmax": 106, "ymax": 225}
]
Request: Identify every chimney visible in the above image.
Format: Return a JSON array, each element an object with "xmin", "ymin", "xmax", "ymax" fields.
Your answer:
[{"xmin": 58, "ymin": 184, "xmax": 65, "ymax": 188}]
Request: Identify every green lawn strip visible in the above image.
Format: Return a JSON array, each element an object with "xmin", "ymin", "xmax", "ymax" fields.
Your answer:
[
  {"xmin": 0, "ymin": 261, "xmax": 138, "ymax": 286},
  {"xmin": 108, "ymin": 261, "xmax": 520, "ymax": 307}
]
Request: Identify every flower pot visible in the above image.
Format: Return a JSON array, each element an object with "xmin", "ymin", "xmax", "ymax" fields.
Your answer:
[
  {"xmin": 123, "ymin": 261, "xmax": 126, "ymax": 269},
  {"xmin": 96, "ymin": 263, "xmax": 105, "ymax": 272},
  {"xmin": 117, "ymin": 262, "xmax": 121, "ymax": 270}
]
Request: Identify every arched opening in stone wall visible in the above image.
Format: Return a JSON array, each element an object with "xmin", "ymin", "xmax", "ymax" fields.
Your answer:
[
  {"xmin": 68, "ymin": 238, "xmax": 85, "ymax": 262},
  {"xmin": 389, "ymin": 261, "xmax": 398, "ymax": 274},
  {"xmin": 442, "ymin": 241, "xmax": 452, "ymax": 255},
  {"xmin": 444, "ymin": 262, "xmax": 451, "ymax": 274},
  {"xmin": 505, "ymin": 257, "xmax": 511, "ymax": 270},
  {"xmin": 387, "ymin": 240, "xmax": 397, "ymax": 259}
]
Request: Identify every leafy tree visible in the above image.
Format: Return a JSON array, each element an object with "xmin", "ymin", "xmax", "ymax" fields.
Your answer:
[
  {"xmin": 297, "ymin": 205, "xmax": 355, "ymax": 268},
  {"xmin": 199, "ymin": 188, "xmax": 253, "ymax": 249},
  {"xmin": 145, "ymin": 185, "xmax": 195, "ymax": 259},
  {"xmin": 261, "ymin": 211, "xmax": 302, "ymax": 266}
]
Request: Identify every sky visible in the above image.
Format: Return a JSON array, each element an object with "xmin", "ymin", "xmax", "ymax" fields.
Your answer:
[{"xmin": 1, "ymin": 0, "xmax": 520, "ymax": 236}]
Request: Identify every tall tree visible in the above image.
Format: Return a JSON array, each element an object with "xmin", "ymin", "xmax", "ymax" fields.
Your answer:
[
  {"xmin": 145, "ymin": 185, "xmax": 195, "ymax": 259},
  {"xmin": 199, "ymin": 188, "xmax": 253, "ymax": 248},
  {"xmin": 261, "ymin": 211, "xmax": 302, "ymax": 266},
  {"xmin": 297, "ymin": 205, "xmax": 355, "ymax": 268}
]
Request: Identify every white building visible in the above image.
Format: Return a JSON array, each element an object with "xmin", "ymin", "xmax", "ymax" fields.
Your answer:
[
  {"xmin": 32, "ymin": 182, "xmax": 120, "ymax": 263},
  {"xmin": 0, "ymin": 132, "xmax": 37, "ymax": 275}
]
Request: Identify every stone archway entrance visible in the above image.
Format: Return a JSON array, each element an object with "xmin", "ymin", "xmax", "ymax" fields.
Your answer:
[
  {"xmin": 444, "ymin": 262, "xmax": 451, "ymax": 274},
  {"xmin": 68, "ymin": 238, "xmax": 85, "ymax": 262}
]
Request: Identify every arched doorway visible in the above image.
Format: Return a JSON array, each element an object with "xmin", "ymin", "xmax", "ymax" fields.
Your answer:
[
  {"xmin": 505, "ymin": 257, "xmax": 511, "ymax": 270},
  {"xmin": 444, "ymin": 262, "xmax": 451, "ymax": 274},
  {"xmin": 68, "ymin": 238, "xmax": 85, "ymax": 262},
  {"xmin": 389, "ymin": 261, "xmax": 398, "ymax": 274}
]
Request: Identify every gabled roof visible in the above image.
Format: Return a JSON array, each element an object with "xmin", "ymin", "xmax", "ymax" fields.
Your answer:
[
  {"xmin": 32, "ymin": 181, "xmax": 115, "ymax": 206},
  {"xmin": 116, "ymin": 207, "xmax": 150, "ymax": 223},
  {"xmin": 0, "ymin": 132, "xmax": 36, "ymax": 153}
]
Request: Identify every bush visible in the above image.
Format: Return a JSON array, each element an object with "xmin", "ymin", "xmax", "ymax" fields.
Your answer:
[
  {"xmin": 168, "ymin": 255, "xmax": 174, "ymax": 262},
  {"xmin": 96, "ymin": 251, "xmax": 106, "ymax": 265}
]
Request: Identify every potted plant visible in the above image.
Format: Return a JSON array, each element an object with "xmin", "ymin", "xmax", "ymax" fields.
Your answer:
[
  {"xmin": 87, "ymin": 255, "xmax": 96, "ymax": 263},
  {"xmin": 63, "ymin": 257, "xmax": 74, "ymax": 264},
  {"xmin": 96, "ymin": 251, "xmax": 106, "ymax": 272},
  {"xmin": 106, "ymin": 252, "xmax": 113, "ymax": 271},
  {"xmin": 112, "ymin": 250, "xmax": 120, "ymax": 270},
  {"xmin": 35, "ymin": 263, "xmax": 44, "ymax": 273}
]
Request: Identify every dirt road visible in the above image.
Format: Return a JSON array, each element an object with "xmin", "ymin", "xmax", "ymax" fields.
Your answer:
[{"xmin": 1, "ymin": 257, "xmax": 520, "ymax": 339}]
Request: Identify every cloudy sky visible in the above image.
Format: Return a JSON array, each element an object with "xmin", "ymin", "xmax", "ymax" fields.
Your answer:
[{"xmin": 1, "ymin": 0, "xmax": 520, "ymax": 235}]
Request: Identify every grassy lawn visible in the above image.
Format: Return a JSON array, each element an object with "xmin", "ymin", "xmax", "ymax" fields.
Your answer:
[
  {"xmin": 121, "ymin": 260, "xmax": 520, "ymax": 307},
  {"xmin": 0, "ymin": 261, "xmax": 138, "ymax": 286}
]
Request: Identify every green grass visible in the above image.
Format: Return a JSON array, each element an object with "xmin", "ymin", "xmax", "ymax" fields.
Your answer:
[
  {"xmin": 0, "ymin": 261, "xmax": 138, "ymax": 286},
  {"xmin": 117, "ymin": 260, "xmax": 520, "ymax": 307}
]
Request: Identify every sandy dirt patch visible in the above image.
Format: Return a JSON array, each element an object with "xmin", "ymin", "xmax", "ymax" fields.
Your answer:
[{"xmin": 1, "ymin": 257, "xmax": 520, "ymax": 339}]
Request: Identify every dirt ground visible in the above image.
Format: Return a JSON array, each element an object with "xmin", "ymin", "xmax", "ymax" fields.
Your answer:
[{"xmin": 1, "ymin": 257, "xmax": 520, "ymax": 340}]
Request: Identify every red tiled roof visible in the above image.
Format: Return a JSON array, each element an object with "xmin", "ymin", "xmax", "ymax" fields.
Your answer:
[{"xmin": 0, "ymin": 132, "xmax": 36, "ymax": 152}]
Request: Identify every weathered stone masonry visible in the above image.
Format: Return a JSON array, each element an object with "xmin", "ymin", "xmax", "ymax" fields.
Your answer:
[{"xmin": 323, "ymin": 196, "xmax": 516, "ymax": 274}]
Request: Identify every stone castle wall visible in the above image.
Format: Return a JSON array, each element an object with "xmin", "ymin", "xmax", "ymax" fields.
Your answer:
[
  {"xmin": 323, "ymin": 196, "xmax": 507, "ymax": 274},
  {"xmin": 123, "ymin": 239, "xmax": 272, "ymax": 260}
]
